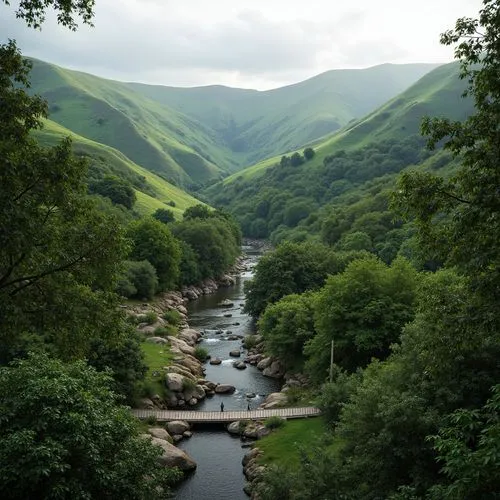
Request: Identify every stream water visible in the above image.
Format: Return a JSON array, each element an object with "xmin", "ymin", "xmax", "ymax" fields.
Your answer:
[{"xmin": 175, "ymin": 246, "xmax": 280, "ymax": 499}]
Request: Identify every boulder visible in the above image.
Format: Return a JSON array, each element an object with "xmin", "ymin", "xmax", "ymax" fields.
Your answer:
[
  {"xmin": 165, "ymin": 373, "xmax": 184, "ymax": 392},
  {"xmin": 145, "ymin": 336, "xmax": 169, "ymax": 344},
  {"xmin": 209, "ymin": 358, "xmax": 222, "ymax": 365},
  {"xmin": 215, "ymin": 384, "xmax": 236, "ymax": 394},
  {"xmin": 227, "ymin": 421, "xmax": 243, "ymax": 435},
  {"xmin": 218, "ymin": 299, "xmax": 234, "ymax": 308},
  {"xmin": 246, "ymin": 393, "xmax": 256, "ymax": 399},
  {"xmin": 172, "ymin": 434, "xmax": 183, "ymax": 443},
  {"xmin": 183, "ymin": 431, "xmax": 192, "ymax": 438},
  {"xmin": 262, "ymin": 360, "xmax": 285, "ymax": 378},
  {"xmin": 166, "ymin": 420, "xmax": 190, "ymax": 435},
  {"xmin": 233, "ymin": 361, "xmax": 247, "ymax": 370},
  {"xmin": 260, "ymin": 392, "xmax": 288, "ymax": 409},
  {"xmin": 139, "ymin": 398, "xmax": 155, "ymax": 409},
  {"xmin": 229, "ymin": 350, "xmax": 241, "ymax": 357},
  {"xmin": 142, "ymin": 436, "xmax": 196, "ymax": 471},
  {"xmin": 257, "ymin": 357, "xmax": 272, "ymax": 370},
  {"xmin": 147, "ymin": 427, "xmax": 173, "ymax": 443},
  {"xmin": 242, "ymin": 447, "xmax": 262, "ymax": 466}
]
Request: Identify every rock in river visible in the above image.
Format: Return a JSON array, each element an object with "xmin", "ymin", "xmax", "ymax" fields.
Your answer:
[{"xmin": 215, "ymin": 384, "xmax": 236, "ymax": 394}]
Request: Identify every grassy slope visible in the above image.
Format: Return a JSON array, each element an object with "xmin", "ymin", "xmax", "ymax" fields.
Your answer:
[
  {"xmin": 36, "ymin": 119, "xmax": 206, "ymax": 217},
  {"xmin": 28, "ymin": 59, "xmax": 233, "ymax": 186},
  {"xmin": 128, "ymin": 63, "xmax": 440, "ymax": 168},
  {"xmin": 216, "ymin": 61, "xmax": 470, "ymax": 186}
]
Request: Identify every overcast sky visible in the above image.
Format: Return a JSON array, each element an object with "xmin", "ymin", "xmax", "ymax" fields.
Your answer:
[{"xmin": 1, "ymin": 0, "xmax": 483, "ymax": 89}]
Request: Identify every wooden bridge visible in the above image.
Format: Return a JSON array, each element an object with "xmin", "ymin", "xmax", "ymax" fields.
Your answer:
[{"xmin": 132, "ymin": 406, "xmax": 321, "ymax": 423}]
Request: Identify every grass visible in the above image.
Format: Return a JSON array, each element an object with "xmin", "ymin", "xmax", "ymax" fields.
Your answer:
[
  {"xmin": 210, "ymin": 61, "xmax": 469, "ymax": 189},
  {"xmin": 256, "ymin": 417, "xmax": 330, "ymax": 469},
  {"xmin": 35, "ymin": 118, "xmax": 207, "ymax": 217},
  {"xmin": 29, "ymin": 58, "xmax": 229, "ymax": 187},
  {"xmin": 140, "ymin": 342, "xmax": 174, "ymax": 398}
]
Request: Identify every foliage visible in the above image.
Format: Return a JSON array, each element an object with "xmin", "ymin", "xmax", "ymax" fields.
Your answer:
[
  {"xmin": 264, "ymin": 416, "xmax": 286, "ymax": 429},
  {"xmin": 153, "ymin": 207, "xmax": 176, "ymax": 224},
  {"xmin": 245, "ymin": 241, "xmax": 356, "ymax": 318},
  {"xmin": 193, "ymin": 345, "xmax": 209, "ymax": 361},
  {"xmin": 427, "ymin": 384, "xmax": 500, "ymax": 499},
  {"xmin": 2, "ymin": 0, "xmax": 95, "ymax": 30},
  {"xmin": 0, "ymin": 353, "xmax": 180, "ymax": 499},
  {"xmin": 117, "ymin": 260, "xmax": 158, "ymax": 299},
  {"xmin": 90, "ymin": 175, "xmax": 136, "ymax": 209},
  {"xmin": 88, "ymin": 331, "xmax": 147, "ymax": 404},
  {"xmin": 305, "ymin": 256, "xmax": 418, "ymax": 381},
  {"xmin": 163, "ymin": 309, "xmax": 182, "ymax": 326},
  {"xmin": 172, "ymin": 214, "xmax": 240, "ymax": 280},
  {"xmin": 183, "ymin": 203, "xmax": 212, "ymax": 220},
  {"xmin": 127, "ymin": 218, "xmax": 181, "ymax": 291},
  {"xmin": 144, "ymin": 311, "xmax": 158, "ymax": 325},
  {"xmin": 303, "ymin": 147, "xmax": 315, "ymax": 160},
  {"xmin": 0, "ymin": 42, "xmax": 134, "ymax": 365},
  {"xmin": 258, "ymin": 292, "xmax": 317, "ymax": 370}
]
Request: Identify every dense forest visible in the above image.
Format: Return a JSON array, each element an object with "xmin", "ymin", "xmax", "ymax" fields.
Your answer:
[
  {"xmin": 238, "ymin": 1, "xmax": 500, "ymax": 497},
  {"xmin": 0, "ymin": 2, "xmax": 242, "ymax": 496},
  {"xmin": 1, "ymin": 0, "xmax": 499, "ymax": 498}
]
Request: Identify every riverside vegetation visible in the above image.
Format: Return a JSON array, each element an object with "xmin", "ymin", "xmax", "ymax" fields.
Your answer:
[
  {"xmin": 2, "ymin": 0, "xmax": 500, "ymax": 498},
  {"xmin": 0, "ymin": 2, "xmax": 241, "ymax": 497},
  {"xmin": 233, "ymin": 2, "xmax": 500, "ymax": 498}
]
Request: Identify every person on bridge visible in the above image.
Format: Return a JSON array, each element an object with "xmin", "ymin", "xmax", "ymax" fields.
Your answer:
[
  {"xmin": 247, "ymin": 403, "xmax": 251, "ymax": 411},
  {"xmin": 220, "ymin": 402, "xmax": 224, "ymax": 412}
]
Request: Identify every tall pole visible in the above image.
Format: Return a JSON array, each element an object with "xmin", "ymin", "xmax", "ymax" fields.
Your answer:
[{"xmin": 329, "ymin": 339, "xmax": 334, "ymax": 383}]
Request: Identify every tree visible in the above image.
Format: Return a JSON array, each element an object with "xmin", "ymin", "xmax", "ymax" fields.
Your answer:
[
  {"xmin": 305, "ymin": 256, "xmax": 418, "ymax": 380},
  {"xmin": 0, "ymin": 353, "xmax": 180, "ymax": 499},
  {"xmin": 1, "ymin": 0, "xmax": 95, "ymax": 30},
  {"xmin": 303, "ymin": 147, "xmax": 315, "ymax": 160},
  {"xmin": 290, "ymin": 152, "xmax": 305, "ymax": 167},
  {"xmin": 258, "ymin": 292, "xmax": 317, "ymax": 369},
  {"xmin": 90, "ymin": 175, "xmax": 136, "ymax": 209},
  {"xmin": 394, "ymin": 0, "xmax": 500, "ymax": 301},
  {"xmin": 153, "ymin": 207, "xmax": 176, "ymax": 224},
  {"xmin": 0, "ymin": 42, "xmax": 132, "ymax": 364},
  {"xmin": 127, "ymin": 219, "xmax": 181, "ymax": 291},
  {"xmin": 117, "ymin": 260, "xmax": 159, "ymax": 299},
  {"xmin": 183, "ymin": 204, "xmax": 211, "ymax": 220},
  {"xmin": 244, "ymin": 241, "xmax": 349, "ymax": 318},
  {"xmin": 172, "ymin": 216, "xmax": 240, "ymax": 279}
]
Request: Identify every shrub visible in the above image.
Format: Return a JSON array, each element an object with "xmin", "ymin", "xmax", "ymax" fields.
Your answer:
[
  {"xmin": 145, "ymin": 415, "xmax": 158, "ymax": 426},
  {"xmin": 153, "ymin": 326, "xmax": 169, "ymax": 336},
  {"xmin": 144, "ymin": 311, "xmax": 158, "ymax": 325},
  {"xmin": 243, "ymin": 335, "xmax": 260, "ymax": 350},
  {"xmin": 124, "ymin": 260, "xmax": 159, "ymax": 299},
  {"xmin": 265, "ymin": 416, "xmax": 286, "ymax": 429},
  {"xmin": 181, "ymin": 377, "xmax": 197, "ymax": 392},
  {"xmin": 163, "ymin": 309, "xmax": 182, "ymax": 326},
  {"xmin": 194, "ymin": 346, "xmax": 209, "ymax": 362}
]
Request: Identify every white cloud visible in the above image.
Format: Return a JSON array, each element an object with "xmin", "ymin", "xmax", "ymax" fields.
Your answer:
[{"xmin": 0, "ymin": 0, "xmax": 484, "ymax": 89}]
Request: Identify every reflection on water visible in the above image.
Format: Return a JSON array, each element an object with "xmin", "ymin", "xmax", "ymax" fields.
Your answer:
[{"xmin": 174, "ymin": 248, "xmax": 280, "ymax": 499}]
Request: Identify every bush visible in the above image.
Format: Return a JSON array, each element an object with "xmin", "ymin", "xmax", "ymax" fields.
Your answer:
[
  {"xmin": 265, "ymin": 416, "xmax": 286, "ymax": 429},
  {"xmin": 153, "ymin": 208, "xmax": 175, "ymax": 225},
  {"xmin": 194, "ymin": 346, "xmax": 209, "ymax": 362},
  {"xmin": 153, "ymin": 326, "xmax": 169, "ymax": 336},
  {"xmin": 144, "ymin": 311, "xmax": 158, "ymax": 325},
  {"xmin": 181, "ymin": 377, "xmax": 197, "ymax": 392},
  {"xmin": 243, "ymin": 335, "xmax": 260, "ymax": 350},
  {"xmin": 120, "ymin": 260, "xmax": 159, "ymax": 299},
  {"xmin": 162, "ymin": 309, "xmax": 182, "ymax": 326}
]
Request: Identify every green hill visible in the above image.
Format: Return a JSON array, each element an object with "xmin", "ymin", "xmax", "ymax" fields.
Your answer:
[
  {"xmin": 215, "ymin": 61, "xmax": 471, "ymax": 185},
  {"xmin": 202, "ymin": 61, "xmax": 472, "ymax": 242},
  {"xmin": 28, "ymin": 59, "xmax": 234, "ymax": 188},
  {"xmin": 128, "ymin": 63, "xmax": 440, "ymax": 167},
  {"xmin": 35, "ymin": 119, "xmax": 206, "ymax": 217}
]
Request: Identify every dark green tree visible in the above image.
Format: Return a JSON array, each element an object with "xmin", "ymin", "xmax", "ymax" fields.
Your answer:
[
  {"xmin": 1, "ymin": 0, "xmax": 94, "ymax": 29},
  {"xmin": 303, "ymin": 147, "xmax": 315, "ymax": 160},
  {"xmin": 153, "ymin": 207, "xmax": 176, "ymax": 224},
  {"xmin": 183, "ymin": 203, "xmax": 211, "ymax": 220},
  {"xmin": 0, "ymin": 353, "xmax": 180, "ymax": 499},
  {"xmin": 90, "ymin": 175, "xmax": 136, "ymax": 209},
  {"xmin": 127, "ymin": 219, "xmax": 181, "ymax": 291}
]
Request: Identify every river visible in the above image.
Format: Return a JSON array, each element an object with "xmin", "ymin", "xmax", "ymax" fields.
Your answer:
[{"xmin": 175, "ymin": 245, "xmax": 280, "ymax": 499}]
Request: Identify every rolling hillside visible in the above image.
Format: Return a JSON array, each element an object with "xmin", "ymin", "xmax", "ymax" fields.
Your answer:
[
  {"xmin": 202, "ymin": 61, "xmax": 472, "ymax": 242},
  {"xmin": 128, "ymin": 63, "xmax": 441, "ymax": 166},
  {"xmin": 35, "ymin": 119, "xmax": 206, "ymax": 217},
  {"xmin": 28, "ymin": 59, "xmax": 235, "ymax": 188},
  {"xmin": 214, "ymin": 61, "xmax": 471, "ymax": 185}
]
